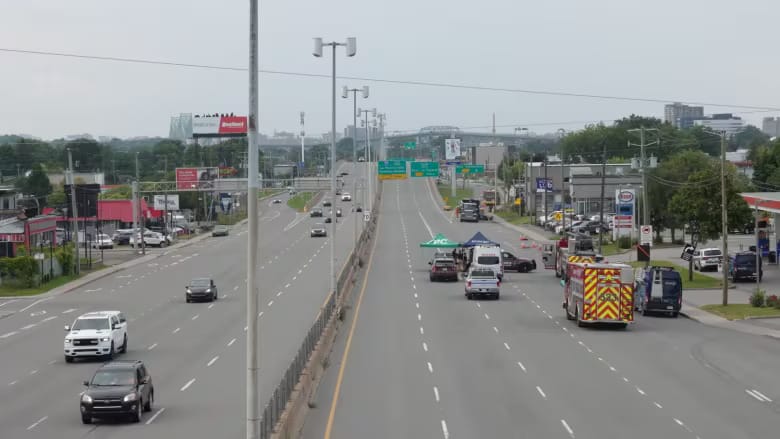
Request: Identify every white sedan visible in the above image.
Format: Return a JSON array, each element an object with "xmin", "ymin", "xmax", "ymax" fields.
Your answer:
[{"xmin": 341, "ymin": 192, "xmax": 352, "ymax": 201}]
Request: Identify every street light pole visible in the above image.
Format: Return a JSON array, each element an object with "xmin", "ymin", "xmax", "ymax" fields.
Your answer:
[
  {"xmin": 135, "ymin": 153, "xmax": 145, "ymax": 255},
  {"xmin": 721, "ymin": 131, "xmax": 729, "ymax": 306},
  {"xmin": 314, "ymin": 36, "xmax": 356, "ymax": 302},
  {"xmin": 67, "ymin": 149, "xmax": 80, "ymax": 275},
  {"xmin": 342, "ymin": 86, "xmax": 368, "ymax": 244}
]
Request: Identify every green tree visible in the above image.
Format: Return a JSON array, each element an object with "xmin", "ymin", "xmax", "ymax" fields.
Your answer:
[
  {"xmin": 733, "ymin": 125, "xmax": 769, "ymax": 151},
  {"xmin": 17, "ymin": 164, "xmax": 53, "ymax": 206},
  {"xmin": 48, "ymin": 184, "xmax": 67, "ymax": 206},
  {"xmin": 99, "ymin": 185, "xmax": 132, "ymax": 200}
]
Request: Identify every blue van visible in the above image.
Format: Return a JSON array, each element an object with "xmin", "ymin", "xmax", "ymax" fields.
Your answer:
[{"xmin": 634, "ymin": 266, "xmax": 682, "ymax": 317}]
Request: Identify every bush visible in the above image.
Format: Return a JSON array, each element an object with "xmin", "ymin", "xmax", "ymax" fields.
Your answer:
[
  {"xmin": 750, "ymin": 288, "xmax": 766, "ymax": 308},
  {"xmin": 617, "ymin": 236, "xmax": 634, "ymax": 249},
  {"xmin": 0, "ymin": 256, "xmax": 38, "ymax": 287},
  {"xmin": 775, "ymin": 299, "xmax": 780, "ymax": 310},
  {"xmin": 767, "ymin": 294, "xmax": 780, "ymax": 308},
  {"xmin": 55, "ymin": 244, "xmax": 75, "ymax": 275}
]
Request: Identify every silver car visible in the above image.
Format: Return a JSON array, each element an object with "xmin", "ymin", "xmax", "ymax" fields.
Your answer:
[
  {"xmin": 311, "ymin": 223, "xmax": 327, "ymax": 237},
  {"xmin": 693, "ymin": 248, "xmax": 722, "ymax": 272}
]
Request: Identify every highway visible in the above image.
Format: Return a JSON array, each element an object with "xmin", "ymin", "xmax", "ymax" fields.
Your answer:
[
  {"xmin": 0, "ymin": 162, "xmax": 365, "ymax": 438},
  {"xmin": 304, "ymin": 177, "xmax": 780, "ymax": 439}
]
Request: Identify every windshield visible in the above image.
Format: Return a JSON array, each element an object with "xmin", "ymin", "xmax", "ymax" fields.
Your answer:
[
  {"xmin": 190, "ymin": 278, "xmax": 211, "ymax": 287},
  {"xmin": 72, "ymin": 318, "xmax": 109, "ymax": 331},
  {"xmin": 703, "ymin": 250, "xmax": 721, "ymax": 257},
  {"xmin": 90, "ymin": 370, "xmax": 136, "ymax": 387},
  {"xmin": 735, "ymin": 254, "xmax": 758, "ymax": 265},
  {"xmin": 477, "ymin": 256, "xmax": 500, "ymax": 265}
]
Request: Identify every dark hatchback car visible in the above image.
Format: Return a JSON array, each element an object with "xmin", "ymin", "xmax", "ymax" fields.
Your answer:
[
  {"xmin": 186, "ymin": 277, "xmax": 219, "ymax": 302},
  {"xmin": 501, "ymin": 251, "xmax": 536, "ymax": 273},
  {"xmin": 80, "ymin": 360, "xmax": 154, "ymax": 424},
  {"xmin": 429, "ymin": 258, "xmax": 458, "ymax": 281},
  {"xmin": 310, "ymin": 207, "xmax": 323, "ymax": 217},
  {"xmin": 730, "ymin": 251, "xmax": 763, "ymax": 282}
]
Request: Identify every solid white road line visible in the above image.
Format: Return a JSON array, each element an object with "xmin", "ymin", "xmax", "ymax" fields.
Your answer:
[
  {"xmin": 746, "ymin": 389, "xmax": 771, "ymax": 402},
  {"xmin": 750, "ymin": 389, "xmax": 773, "ymax": 402},
  {"xmin": 26, "ymin": 416, "xmax": 48, "ymax": 430},
  {"xmin": 21, "ymin": 324, "xmax": 37, "ymax": 330},
  {"xmin": 561, "ymin": 419, "xmax": 574, "ymax": 437},
  {"xmin": 20, "ymin": 298, "xmax": 49, "ymax": 313},
  {"xmin": 145, "ymin": 407, "xmax": 166, "ymax": 425},
  {"xmin": 180, "ymin": 378, "xmax": 196, "ymax": 391},
  {"xmin": 536, "ymin": 386, "xmax": 547, "ymax": 399},
  {"xmin": 433, "ymin": 386, "xmax": 440, "ymax": 402},
  {"xmin": 228, "ymin": 338, "xmax": 237, "ymax": 347},
  {"xmin": 207, "ymin": 356, "xmax": 219, "ymax": 367},
  {"xmin": 0, "ymin": 331, "xmax": 18, "ymax": 339}
]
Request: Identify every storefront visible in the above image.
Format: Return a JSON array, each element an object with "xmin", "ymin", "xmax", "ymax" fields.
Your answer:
[{"xmin": 0, "ymin": 216, "xmax": 57, "ymax": 258}]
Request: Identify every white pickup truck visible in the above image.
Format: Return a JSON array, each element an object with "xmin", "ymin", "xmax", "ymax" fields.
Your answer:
[
  {"xmin": 64, "ymin": 311, "xmax": 128, "ymax": 362},
  {"xmin": 464, "ymin": 268, "xmax": 501, "ymax": 300}
]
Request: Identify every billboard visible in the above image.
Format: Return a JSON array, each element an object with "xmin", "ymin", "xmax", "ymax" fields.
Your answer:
[
  {"xmin": 176, "ymin": 167, "xmax": 219, "ymax": 190},
  {"xmin": 192, "ymin": 115, "xmax": 248, "ymax": 138},
  {"xmin": 153, "ymin": 194, "xmax": 180, "ymax": 211},
  {"xmin": 613, "ymin": 188, "xmax": 636, "ymax": 239},
  {"xmin": 444, "ymin": 138, "xmax": 461, "ymax": 160},
  {"xmin": 535, "ymin": 178, "xmax": 553, "ymax": 192}
]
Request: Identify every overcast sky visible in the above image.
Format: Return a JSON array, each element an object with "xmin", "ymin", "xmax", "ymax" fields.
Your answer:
[{"xmin": 1, "ymin": 0, "xmax": 778, "ymax": 140}]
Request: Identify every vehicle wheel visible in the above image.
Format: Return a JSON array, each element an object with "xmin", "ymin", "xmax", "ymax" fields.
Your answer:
[
  {"xmin": 120, "ymin": 335, "xmax": 127, "ymax": 353},
  {"xmin": 65, "ymin": 355, "xmax": 74, "ymax": 363},
  {"xmin": 672, "ymin": 312, "xmax": 679, "ymax": 318},
  {"xmin": 81, "ymin": 415, "xmax": 92, "ymax": 424},
  {"xmin": 211, "ymin": 292, "xmax": 217, "ymax": 302},
  {"xmin": 144, "ymin": 391, "xmax": 153, "ymax": 412},
  {"xmin": 160, "ymin": 242, "xmax": 167, "ymax": 248},
  {"xmin": 641, "ymin": 306, "xmax": 649, "ymax": 316},
  {"xmin": 106, "ymin": 342, "xmax": 115, "ymax": 360},
  {"xmin": 429, "ymin": 275, "xmax": 434, "ymax": 282},
  {"xmin": 132, "ymin": 401, "xmax": 142, "ymax": 422},
  {"xmin": 494, "ymin": 293, "xmax": 500, "ymax": 300},
  {"xmin": 565, "ymin": 302, "xmax": 574, "ymax": 320},
  {"xmin": 519, "ymin": 265, "xmax": 528, "ymax": 273},
  {"xmin": 576, "ymin": 305, "xmax": 586, "ymax": 327},
  {"xmin": 466, "ymin": 293, "xmax": 472, "ymax": 300}
]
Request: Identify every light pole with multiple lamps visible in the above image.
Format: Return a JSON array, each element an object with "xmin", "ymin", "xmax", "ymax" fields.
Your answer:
[
  {"xmin": 313, "ymin": 36, "xmax": 356, "ymax": 304},
  {"xmin": 342, "ymin": 85, "xmax": 369, "ymax": 246},
  {"xmin": 357, "ymin": 107, "xmax": 376, "ymax": 215}
]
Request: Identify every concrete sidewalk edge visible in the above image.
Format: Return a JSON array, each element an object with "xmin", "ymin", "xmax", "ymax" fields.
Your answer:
[{"xmin": 679, "ymin": 303, "xmax": 780, "ymax": 339}]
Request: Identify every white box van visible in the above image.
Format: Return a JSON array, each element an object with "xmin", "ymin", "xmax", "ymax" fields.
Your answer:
[{"xmin": 472, "ymin": 245, "xmax": 504, "ymax": 280}]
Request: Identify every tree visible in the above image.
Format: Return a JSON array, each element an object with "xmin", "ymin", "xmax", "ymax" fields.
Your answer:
[
  {"xmin": 17, "ymin": 164, "xmax": 53, "ymax": 207},
  {"xmin": 733, "ymin": 125, "xmax": 769, "ymax": 151},
  {"xmin": 47, "ymin": 184, "xmax": 67, "ymax": 206},
  {"xmin": 99, "ymin": 185, "xmax": 132, "ymax": 200}
]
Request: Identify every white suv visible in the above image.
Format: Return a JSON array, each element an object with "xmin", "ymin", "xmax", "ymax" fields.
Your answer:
[
  {"xmin": 64, "ymin": 311, "xmax": 128, "ymax": 362},
  {"xmin": 693, "ymin": 248, "xmax": 723, "ymax": 272}
]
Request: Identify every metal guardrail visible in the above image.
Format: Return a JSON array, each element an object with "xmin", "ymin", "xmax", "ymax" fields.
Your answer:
[{"xmin": 258, "ymin": 182, "xmax": 382, "ymax": 439}]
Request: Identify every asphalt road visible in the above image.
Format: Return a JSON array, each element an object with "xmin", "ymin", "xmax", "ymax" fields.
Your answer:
[
  {"xmin": 0, "ymin": 162, "xmax": 365, "ymax": 438},
  {"xmin": 304, "ymin": 177, "xmax": 780, "ymax": 439}
]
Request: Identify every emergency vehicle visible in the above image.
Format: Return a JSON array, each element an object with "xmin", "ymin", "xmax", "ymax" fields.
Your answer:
[
  {"xmin": 553, "ymin": 233, "xmax": 601, "ymax": 278},
  {"xmin": 563, "ymin": 262, "xmax": 635, "ymax": 329}
]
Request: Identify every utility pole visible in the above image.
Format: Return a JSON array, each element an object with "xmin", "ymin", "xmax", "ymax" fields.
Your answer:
[
  {"xmin": 67, "ymin": 149, "xmax": 80, "ymax": 275},
  {"xmin": 543, "ymin": 144, "xmax": 548, "ymax": 226},
  {"xmin": 721, "ymin": 131, "xmax": 729, "ymax": 306},
  {"xmin": 300, "ymin": 111, "xmax": 306, "ymax": 169},
  {"xmin": 247, "ymin": 1, "xmax": 261, "ymax": 437},
  {"xmin": 628, "ymin": 127, "xmax": 659, "ymax": 230},
  {"xmin": 135, "ymin": 153, "xmax": 145, "ymax": 255},
  {"xmin": 598, "ymin": 140, "xmax": 607, "ymax": 252},
  {"xmin": 163, "ymin": 157, "xmax": 169, "ymax": 235},
  {"xmin": 559, "ymin": 129, "xmax": 567, "ymax": 236}
]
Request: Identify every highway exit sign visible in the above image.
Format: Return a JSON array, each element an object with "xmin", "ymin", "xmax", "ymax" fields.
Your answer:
[
  {"xmin": 378, "ymin": 160, "xmax": 408, "ymax": 180},
  {"xmin": 410, "ymin": 161, "xmax": 439, "ymax": 177},
  {"xmin": 456, "ymin": 164, "xmax": 484, "ymax": 174},
  {"xmin": 403, "ymin": 141, "xmax": 417, "ymax": 150}
]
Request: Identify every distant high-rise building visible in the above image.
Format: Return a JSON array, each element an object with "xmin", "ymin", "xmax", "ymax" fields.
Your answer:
[
  {"xmin": 693, "ymin": 113, "xmax": 744, "ymax": 136},
  {"xmin": 664, "ymin": 102, "xmax": 704, "ymax": 128},
  {"xmin": 762, "ymin": 117, "xmax": 780, "ymax": 138}
]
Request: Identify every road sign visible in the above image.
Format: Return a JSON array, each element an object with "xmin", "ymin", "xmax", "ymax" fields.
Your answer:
[
  {"xmin": 456, "ymin": 164, "xmax": 484, "ymax": 174},
  {"xmin": 403, "ymin": 141, "xmax": 417, "ymax": 150},
  {"xmin": 640, "ymin": 225, "xmax": 653, "ymax": 246},
  {"xmin": 410, "ymin": 161, "xmax": 439, "ymax": 177},
  {"xmin": 378, "ymin": 160, "xmax": 407, "ymax": 180},
  {"xmin": 364, "ymin": 212, "xmax": 370, "ymax": 222},
  {"xmin": 535, "ymin": 178, "xmax": 553, "ymax": 192}
]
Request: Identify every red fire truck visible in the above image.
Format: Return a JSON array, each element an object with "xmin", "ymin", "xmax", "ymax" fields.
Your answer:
[{"xmin": 563, "ymin": 262, "xmax": 635, "ymax": 329}]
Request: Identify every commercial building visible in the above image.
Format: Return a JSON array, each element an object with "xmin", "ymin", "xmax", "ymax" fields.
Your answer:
[
  {"xmin": 664, "ymin": 102, "xmax": 704, "ymax": 128},
  {"xmin": 693, "ymin": 113, "xmax": 744, "ymax": 136}
]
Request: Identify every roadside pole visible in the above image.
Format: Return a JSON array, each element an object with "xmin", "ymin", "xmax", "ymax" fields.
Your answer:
[{"xmin": 67, "ymin": 149, "xmax": 80, "ymax": 275}]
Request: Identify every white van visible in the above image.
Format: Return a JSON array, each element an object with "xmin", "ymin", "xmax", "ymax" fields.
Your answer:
[{"xmin": 472, "ymin": 245, "xmax": 504, "ymax": 280}]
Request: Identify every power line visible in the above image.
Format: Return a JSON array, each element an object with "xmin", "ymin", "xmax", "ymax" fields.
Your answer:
[{"xmin": 3, "ymin": 47, "xmax": 780, "ymax": 112}]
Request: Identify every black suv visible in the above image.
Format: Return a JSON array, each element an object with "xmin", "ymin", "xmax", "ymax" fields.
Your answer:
[
  {"xmin": 80, "ymin": 360, "xmax": 154, "ymax": 424},
  {"xmin": 730, "ymin": 251, "xmax": 763, "ymax": 282}
]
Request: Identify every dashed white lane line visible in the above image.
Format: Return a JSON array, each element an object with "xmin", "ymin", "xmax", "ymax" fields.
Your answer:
[
  {"xmin": 148, "ymin": 343, "xmax": 158, "ymax": 350},
  {"xmin": 285, "ymin": 283, "xmax": 291, "ymax": 288},
  {"xmin": 609, "ymin": 366, "xmax": 617, "ymax": 372},
  {"xmin": 433, "ymin": 386, "xmax": 440, "ymax": 402},
  {"xmin": 276, "ymin": 291, "xmax": 282, "ymax": 297},
  {"xmin": 623, "ymin": 377, "xmax": 630, "ymax": 383},
  {"xmin": 674, "ymin": 418, "xmax": 684, "ymax": 427},
  {"xmin": 536, "ymin": 386, "xmax": 547, "ymax": 399},
  {"xmin": 62, "ymin": 308, "xmax": 77, "ymax": 314},
  {"xmin": 412, "ymin": 284, "xmax": 416, "ymax": 289},
  {"xmin": 180, "ymin": 378, "xmax": 196, "ymax": 391},
  {"xmin": 414, "ymin": 293, "xmax": 418, "ymax": 299},
  {"xmin": 422, "ymin": 342, "xmax": 428, "ymax": 352},
  {"xmin": 233, "ymin": 286, "xmax": 239, "ymax": 291},
  {"xmin": 29, "ymin": 369, "xmax": 38, "ymax": 375},
  {"xmin": 268, "ymin": 300, "xmax": 274, "ymax": 307},
  {"xmin": 420, "ymin": 327, "xmax": 424, "ymax": 335},
  {"xmin": 561, "ymin": 419, "xmax": 574, "ymax": 438},
  {"xmin": 207, "ymin": 356, "xmax": 219, "ymax": 367},
  {"xmin": 427, "ymin": 362, "xmax": 434, "ymax": 373},
  {"xmin": 8, "ymin": 380, "xmax": 18, "ymax": 386},
  {"xmin": 191, "ymin": 314, "xmax": 199, "ymax": 321},
  {"xmin": 298, "ymin": 269, "xmax": 303, "ymax": 274},
  {"xmin": 26, "ymin": 416, "xmax": 48, "ymax": 430},
  {"xmin": 173, "ymin": 328, "xmax": 181, "ymax": 334},
  {"xmin": 259, "ymin": 312, "xmax": 264, "ymax": 318},
  {"xmin": 441, "ymin": 420, "xmax": 450, "ymax": 439},
  {"xmin": 145, "ymin": 407, "xmax": 166, "ymax": 425},
  {"xmin": 517, "ymin": 361, "xmax": 527, "ymax": 372},
  {"xmin": 636, "ymin": 386, "xmax": 646, "ymax": 396},
  {"xmin": 503, "ymin": 342, "xmax": 511, "ymax": 351},
  {"xmin": 654, "ymin": 401, "xmax": 663, "ymax": 409},
  {"xmin": 208, "ymin": 304, "xmax": 215, "ymax": 309},
  {"xmin": 418, "ymin": 313, "xmax": 422, "ymax": 321},
  {"xmin": 228, "ymin": 338, "xmax": 237, "ymax": 347},
  {"xmin": 416, "ymin": 303, "xmax": 420, "ymax": 309},
  {"xmin": 484, "ymin": 313, "xmax": 490, "ymax": 320},
  {"xmin": 476, "ymin": 303, "xmax": 481, "ymax": 308}
]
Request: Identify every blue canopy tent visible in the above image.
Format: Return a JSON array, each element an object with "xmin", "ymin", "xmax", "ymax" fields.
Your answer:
[{"xmin": 461, "ymin": 231, "xmax": 500, "ymax": 247}]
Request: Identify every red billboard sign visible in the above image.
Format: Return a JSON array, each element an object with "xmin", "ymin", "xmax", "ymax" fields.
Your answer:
[
  {"xmin": 176, "ymin": 167, "xmax": 219, "ymax": 190},
  {"xmin": 192, "ymin": 115, "xmax": 247, "ymax": 137}
]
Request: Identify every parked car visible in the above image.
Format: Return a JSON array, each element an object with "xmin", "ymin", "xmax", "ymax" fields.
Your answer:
[
  {"xmin": 501, "ymin": 251, "xmax": 536, "ymax": 273},
  {"xmin": 91, "ymin": 233, "xmax": 114, "ymax": 249},
  {"xmin": 212, "ymin": 225, "xmax": 229, "ymax": 237},
  {"xmin": 322, "ymin": 199, "xmax": 332, "ymax": 207},
  {"xmin": 112, "ymin": 229, "xmax": 134, "ymax": 245},
  {"xmin": 129, "ymin": 232, "xmax": 167, "ymax": 248},
  {"xmin": 429, "ymin": 257, "xmax": 458, "ymax": 282},
  {"xmin": 459, "ymin": 208, "xmax": 479, "ymax": 222},
  {"xmin": 693, "ymin": 248, "xmax": 722, "ymax": 272},
  {"xmin": 464, "ymin": 268, "xmax": 500, "ymax": 300},
  {"xmin": 729, "ymin": 251, "xmax": 762, "ymax": 282},
  {"xmin": 79, "ymin": 360, "xmax": 154, "ymax": 424},
  {"xmin": 64, "ymin": 311, "xmax": 128, "ymax": 362},
  {"xmin": 186, "ymin": 277, "xmax": 219, "ymax": 302}
]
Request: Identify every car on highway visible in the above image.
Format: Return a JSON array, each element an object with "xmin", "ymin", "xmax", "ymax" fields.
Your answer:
[
  {"xmin": 692, "ymin": 247, "xmax": 722, "ymax": 272},
  {"xmin": 310, "ymin": 207, "xmax": 323, "ymax": 217},
  {"xmin": 272, "ymin": 198, "xmax": 282, "ymax": 204},
  {"xmin": 324, "ymin": 216, "xmax": 333, "ymax": 223},
  {"xmin": 429, "ymin": 257, "xmax": 458, "ymax": 282},
  {"xmin": 501, "ymin": 251, "xmax": 537, "ymax": 273},
  {"xmin": 186, "ymin": 277, "xmax": 219, "ymax": 302},
  {"xmin": 464, "ymin": 268, "xmax": 500, "ymax": 300},
  {"xmin": 64, "ymin": 311, "xmax": 128, "ymax": 362},
  {"xmin": 341, "ymin": 192, "xmax": 352, "ymax": 201},
  {"xmin": 311, "ymin": 222, "xmax": 327, "ymax": 237},
  {"xmin": 336, "ymin": 189, "xmax": 342, "ymax": 195},
  {"xmin": 355, "ymin": 205, "xmax": 363, "ymax": 212},
  {"xmin": 358, "ymin": 156, "xmax": 365, "ymax": 162},
  {"xmin": 91, "ymin": 233, "xmax": 114, "ymax": 249},
  {"xmin": 330, "ymin": 208, "xmax": 342, "ymax": 217},
  {"xmin": 322, "ymin": 199, "xmax": 332, "ymax": 207},
  {"xmin": 80, "ymin": 360, "xmax": 154, "ymax": 424},
  {"xmin": 212, "ymin": 225, "xmax": 229, "ymax": 237},
  {"xmin": 729, "ymin": 251, "xmax": 763, "ymax": 282}
]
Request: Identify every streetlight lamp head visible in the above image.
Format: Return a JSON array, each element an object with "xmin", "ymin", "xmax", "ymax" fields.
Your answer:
[
  {"xmin": 362, "ymin": 86, "xmax": 369, "ymax": 98},
  {"xmin": 312, "ymin": 38, "xmax": 323, "ymax": 57},
  {"xmin": 341, "ymin": 86, "xmax": 349, "ymax": 99},
  {"xmin": 345, "ymin": 37, "xmax": 357, "ymax": 57}
]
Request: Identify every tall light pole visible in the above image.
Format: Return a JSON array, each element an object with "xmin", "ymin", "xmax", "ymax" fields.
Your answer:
[
  {"xmin": 300, "ymin": 111, "xmax": 306, "ymax": 172},
  {"xmin": 558, "ymin": 128, "xmax": 566, "ymax": 234},
  {"xmin": 247, "ymin": 1, "xmax": 261, "ymax": 437},
  {"xmin": 67, "ymin": 149, "xmax": 80, "ymax": 275},
  {"xmin": 314, "ymin": 36, "xmax": 357, "ymax": 303},
  {"xmin": 720, "ymin": 130, "xmax": 729, "ymax": 306},
  {"xmin": 342, "ymin": 85, "xmax": 368, "ymax": 246},
  {"xmin": 358, "ymin": 107, "xmax": 376, "ymax": 215}
]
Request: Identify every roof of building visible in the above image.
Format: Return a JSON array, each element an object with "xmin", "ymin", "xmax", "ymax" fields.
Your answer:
[
  {"xmin": 740, "ymin": 193, "xmax": 780, "ymax": 215},
  {"xmin": 0, "ymin": 217, "xmax": 23, "ymax": 234}
]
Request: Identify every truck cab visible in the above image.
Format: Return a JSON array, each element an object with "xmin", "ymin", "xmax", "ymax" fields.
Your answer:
[{"xmin": 634, "ymin": 266, "xmax": 682, "ymax": 317}]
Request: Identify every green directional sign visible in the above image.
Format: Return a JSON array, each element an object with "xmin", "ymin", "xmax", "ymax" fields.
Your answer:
[
  {"xmin": 456, "ymin": 164, "xmax": 485, "ymax": 174},
  {"xmin": 410, "ymin": 161, "xmax": 439, "ymax": 178},
  {"xmin": 403, "ymin": 141, "xmax": 417, "ymax": 150},
  {"xmin": 378, "ymin": 160, "xmax": 408, "ymax": 180}
]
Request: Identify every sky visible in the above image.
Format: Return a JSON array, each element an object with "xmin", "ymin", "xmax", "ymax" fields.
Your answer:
[{"xmin": 1, "ymin": 0, "xmax": 779, "ymax": 140}]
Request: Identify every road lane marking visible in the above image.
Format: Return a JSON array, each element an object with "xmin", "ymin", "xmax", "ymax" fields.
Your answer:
[
  {"xmin": 414, "ymin": 293, "xmax": 418, "ymax": 299},
  {"xmin": 191, "ymin": 314, "xmax": 199, "ymax": 320},
  {"xmin": 146, "ymin": 407, "xmax": 166, "ymax": 424},
  {"xmin": 285, "ymin": 283, "xmax": 291, "ymax": 288},
  {"xmin": 173, "ymin": 327, "xmax": 181, "ymax": 334},
  {"xmin": 417, "ymin": 313, "xmax": 422, "ymax": 321},
  {"xmin": 433, "ymin": 386, "xmax": 440, "ymax": 402},
  {"xmin": 234, "ymin": 286, "xmax": 239, "ymax": 291},
  {"xmin": 9, "ymin": 380, "xmax": 18, "ymax": 386},
  {"xmin": 476, "ymin": 303, "xmax": 481, "ymax": 308},
  {"xmin": 208, "ymin": 304, "xmax": 214, "ymax": 309},
  {"xmin": 674, "ymin": 418, "xmax": 684, "ymax": 426},
  {"xmin": 268, "ymin": 300, "xmax": 274, "ymax": 307},
  {"xmin": 0, "ymin": 331, "xmax": 18, "ymax": 339},
  {"xmin": 276, "ymin": 291, "xmax": 282, "ymax": 297},
  {"xmin": 536, "ymin": 386, "xmax": 547, "ymax": 399},
  {"xmin": 609, "ymin": 366, "xmax": 617, "ymax": 372},
  {"xmin": 517, "ymin": 361, "xmax": 527, "ymax": 372},
  {"xmin": 20, "ymin": 298, "xmax": 49, "ymax": 313},
  {"xmin": 746, "ymin": 389, "xmax": 772, "ymax": 402},
  {"xmin": 420, "ymin": 327, "xmax": 424, "ymax": 335},
  {"xmin": 750, "ymin": 389, "xmax": 772, "ymax": 402},
  {"xmin": 180, "ymin": 378, "xmax": 196, "ymax": 391},
  {"xmin": 259, "ymin": 312, "xmax": 264, "ymax": 318},
  {"xmin": 207, "ymin": 356, "xmax": 219, "ymax": 367},
  {"xmin": 422, "ymin": 342, "xmax": 428, "ymax": 352},
  {"xmin": 0, "ymin": 299, "xmax": 18, "ymax": 308},
  {"xmin": 62, "ymin": 308, "xmax": 77, "ymax": 314},
  {"xmin": 21, "ymin": 324, "xmax": 36, "ymax": 330},
  {"xmin": 148, "ymin": 343, "xmax": 158, "ymax": 350},
  {"xmin": 441, "ymin": 420, "xmax": 450, "ymax": 439},
  {"xmin": 29, "ymin": 369, "xmax": 38, "ymax": 375},
  {"xmin": 26, "ymin": 416, "xmax": 48, "ymax": 430},
  {"xmin": 561, "ymin": 419, "xmax": 574, "ymax": 437},
  {"xmin": 623, "ymin": 377, "xmax": 630, "ymax": 383},
  {"xmin": 427, "ymin": 362, "xmax": 434, "ymax": 373},
  {"xmin": 636, "ymin": 387, "xmax": 646, "ymax": 395},
  {"xmin": 654, "ymin": 402, "xmax": 663, "ymax": 409},
  {"xmin": 415, "ymin": 303, "xmax": 420, "ymax": 309},
  {"xmin": 228, "ymin": 338, "xmax": 236, "ymax": 347},
  {"xmin": 503, "ymin": 342, "xmax": 511, "ymax": 351},
  {"xmin": 492, "ymin": 326, "xmax": 499, "ymax": 333},
  {"xmin": 484, "ymin": 313, "xmax": 490, "ymax": 320}
]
